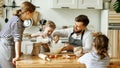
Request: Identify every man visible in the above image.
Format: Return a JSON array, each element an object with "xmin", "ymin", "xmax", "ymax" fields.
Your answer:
[{"xmin": 53, "ymin": 15, "xmax": 93, "ymax": 57}]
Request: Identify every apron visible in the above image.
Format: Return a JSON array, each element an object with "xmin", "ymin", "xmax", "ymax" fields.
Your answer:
[
  {"xmin": 69, "ymin": 31, "xmax": 84, "ymax": 47},
  {"xmin": 69, "ymin": 31, "xmax": 85, "ymax": 57},
  {"xmin": 0, "ymin": 37, "xmax": 15, "ymax": 68}
]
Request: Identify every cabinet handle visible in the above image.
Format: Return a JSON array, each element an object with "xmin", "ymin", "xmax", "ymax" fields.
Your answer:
[
  {"xmin": 61, "ymin": 7, "xmax": 69, "ymax": 8},
  {"xmin": 87, "ymin": 7, "xmax": 95, "ymax": 9}
]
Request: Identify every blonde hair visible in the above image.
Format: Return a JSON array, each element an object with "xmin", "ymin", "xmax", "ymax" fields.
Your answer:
[
  {"xmin": 45, "ymin": 20, "xmax": 56, "ymax": 29},
  {"xmin": 32, "ymin": 11, "xmax": 41, "ymax": 26},
  {"xmin": 13, "ymin": 1, "xmax": 35, "ymax": 16},
  {"xmin": 53, "ymin": 34, "xmax": 59, "ymax": 38},
  {"xmin": 93, "ymin": 34, "xmax": 109, "ymax": 59}
]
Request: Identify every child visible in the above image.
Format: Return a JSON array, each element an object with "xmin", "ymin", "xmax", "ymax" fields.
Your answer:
[
  {"xmin": 30, "ymin": 20, "xmax": 56, "ymax": 55},
  {"xmin": 0, "ymin": 1, "xmax": 35, "ymax": 68},
  {"xmin": 77, "ymin": 34, "xmax": 110, "ymax": 68},
  {"xmin": 50, "ymin": 34, "xmax": 65, "ymax": 54}
]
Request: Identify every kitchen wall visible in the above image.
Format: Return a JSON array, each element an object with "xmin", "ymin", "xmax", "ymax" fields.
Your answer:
[{"xmin": 0, "ymin": 0, "xmax": 102, "ymax": 33}]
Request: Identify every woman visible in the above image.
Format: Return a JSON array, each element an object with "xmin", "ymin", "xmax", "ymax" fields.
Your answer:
[{"xmin": 0, "ymin": 1, "xmax": 35, "ymax": 68}]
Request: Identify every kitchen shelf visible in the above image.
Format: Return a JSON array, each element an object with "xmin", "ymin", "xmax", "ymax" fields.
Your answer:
[{"xmin": 2, "ymin": 4, "xmax": 40, "ymax": 8}]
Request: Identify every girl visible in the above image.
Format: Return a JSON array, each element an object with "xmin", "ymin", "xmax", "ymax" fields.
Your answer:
[
  {"xmin": 0, "ymin": 1, "xmax": 35, "ymax": 68},
  {"xmin": 77, "ymin": 34, "xmax": 110, "ymax": 68}
]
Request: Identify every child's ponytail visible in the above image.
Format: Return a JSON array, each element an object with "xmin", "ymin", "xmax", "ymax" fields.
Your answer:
[
  {"xmin": 97, "ymin": 48, "xmax": 108, "ymax": 59},
  {"xmin": 93, "ymin": 34, "xmax": 109, "ymax": 59}
]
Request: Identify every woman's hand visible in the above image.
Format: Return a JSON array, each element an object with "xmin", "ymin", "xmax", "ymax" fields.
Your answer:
[
  {"xmin": 20, "ymin": 52, "xmax": 24, "ymax": 56},
  {"xmin": 12, "ymin": 57, "xmax": 20, "ymax": 65}
]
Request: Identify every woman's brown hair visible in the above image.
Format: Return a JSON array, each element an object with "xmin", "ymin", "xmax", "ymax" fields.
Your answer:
[
  {"xmin": 13, "ymin": 1, "xmax": 35, "ymax": 16},
  {"xmin": 93, "ymin": 34, "xmax": 109, "ymax": 59}
]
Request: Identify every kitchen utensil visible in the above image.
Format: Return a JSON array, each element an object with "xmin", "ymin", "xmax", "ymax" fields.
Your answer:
[
  {"xmin": 12, "ymin": 0, "xmax": 16, "ymax": 8},
  {"xmin": 5, "ymin": 9, "xmax": 8, "ymax": 23},
  {"xmin": 30, "ymin": 0, "xmax": 32, "ymax": 2},
  {"xmin": 23, "ymin": 19, "xmax": 33, "ymax": 28}
]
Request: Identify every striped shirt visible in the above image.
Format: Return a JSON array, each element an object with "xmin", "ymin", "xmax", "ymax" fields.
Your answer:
[{"xmin": 0, "ymin": 16, "xmax": 24, "ymax": 42}]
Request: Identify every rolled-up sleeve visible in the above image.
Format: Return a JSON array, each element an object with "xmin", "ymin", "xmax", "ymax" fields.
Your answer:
[
  {"xmin": 52, "ymin": 28, "xmax": 73, "ymax": 37},
  {"xmin": 11, "ymin": 21, "xmax": 22, "ymax": 42},
  {"xmin": 82, "ymin": 31, "xmax": 93, "ymax": 53}
]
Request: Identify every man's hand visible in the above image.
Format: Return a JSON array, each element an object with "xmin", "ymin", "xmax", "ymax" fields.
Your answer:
[
  {"xmin": 74, "ymin": 47, "xmax": 84, "ymax": 57},
  {"xmin": 61, "ymin": 45, "xmax": 73, "ymax": 51}
]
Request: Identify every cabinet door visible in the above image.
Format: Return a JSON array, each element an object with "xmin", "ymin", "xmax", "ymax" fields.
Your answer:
[
  {"xmin": 108, "ymin": 30, "xmax": 120, "ymax": 58},
  {"xmin": 51, "ymin": 0, "xmax": 77, "ymax": 9},
  {"xmin": 78, "ymin": 0, "xmax": 103, "ymax": 9}
]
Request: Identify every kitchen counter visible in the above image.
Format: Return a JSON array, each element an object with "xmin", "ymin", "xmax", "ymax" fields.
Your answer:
[
  {"xmin": 108, "ymin": 57, "xmax": 120, "ymax": 68},
  {"xmin": 16, "ymin": 54, "xmax": 85, "ymax": 68},
  {"xmin": 16, "ymin": 54, "xmax": 120, "ymax": 68}
]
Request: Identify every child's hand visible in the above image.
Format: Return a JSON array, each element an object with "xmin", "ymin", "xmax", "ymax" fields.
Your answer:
[
  {"xmin": 40, "ymin": 34, "xmax": 46, "ymax": 38},
  {"xmin": 23, "ymin": 33, "xmax": 31, "ymax": 38}
]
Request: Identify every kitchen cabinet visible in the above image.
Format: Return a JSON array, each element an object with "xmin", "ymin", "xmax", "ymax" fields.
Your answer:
[
  {"xmin": 101, "ymin": 10, "xmax": 120, "ymax": 59},
  {"xmin": 108, "ymin": 30, "xmax": 120, "ymax": 58},
  {"xmin": 51, "ymin": 0, "xmax": 103, "ymax": 9},
  {"xmin": 78, "ymin": 0, "xmax": 103, "ymax": 9},
  {"xmin": 51, "ymin": 0, "xmax": 77, "ymax": 9}
]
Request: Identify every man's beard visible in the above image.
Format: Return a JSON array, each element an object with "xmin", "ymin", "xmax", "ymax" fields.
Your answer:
[{"xmin": 73, "ymin": 29, "xmax": 82, "ymax": 33}]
